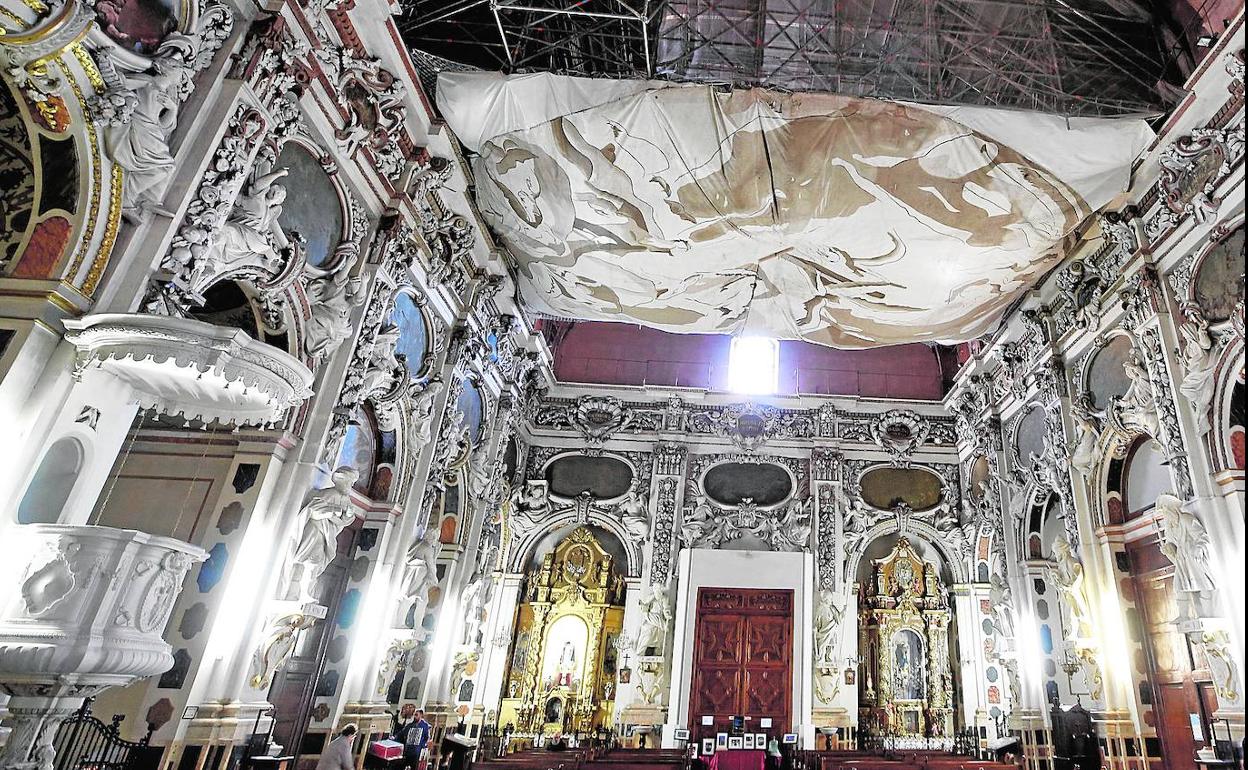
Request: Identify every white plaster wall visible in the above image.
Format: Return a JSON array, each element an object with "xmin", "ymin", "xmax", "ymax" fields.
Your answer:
[{"xmin": 664, "ymin": 548, "xmax": 815, "ymax": 748}]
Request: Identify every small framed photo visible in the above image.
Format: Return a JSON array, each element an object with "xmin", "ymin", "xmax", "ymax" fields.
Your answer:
[
  {"xmin": 716, "ymin": 733, "xmax": 729, "ymax": 750},
  {"xmin": 618, "ymin": 669, "xmax": 631, "ymax": 684},
  {"xmin": 743, "ymin": 734, "xmax": 755, "ymax": 750},
  {"xmin": 755, "ymin": 733, "xmax": 766, "ymax": 747},
  {"xmin": 181, "ymin": 706, "xmax": 198, "ymax": 720},
  {"xmin": 844, "ymin": 669, "xmax": 856, "ymax": 685},
  {"xmin": 759, "ymin": 718, "xmax": 772, "ymax": 728},
  {"xmin": 701, "ymin": 715, "xmax": 715, "ymax": 726},
  {"xmin": 674, "ymin": 728, "xmax": 690, "ymax": 741},
  {"xmin": 728, "ymin": 737, "xmax": 743, "ymax": 750},
  {"xmin": 782, "ymin": 734, "xmax": 798, "ymax": 745},
  {"xmin": 702, "ymin": 739, "xmax": 715, "ymax": 756}
]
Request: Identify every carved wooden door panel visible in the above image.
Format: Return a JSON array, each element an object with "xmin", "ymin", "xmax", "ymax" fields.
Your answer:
[{"xmin": 689, "ymin": 589, "xmax": 792, "ymax": 742}]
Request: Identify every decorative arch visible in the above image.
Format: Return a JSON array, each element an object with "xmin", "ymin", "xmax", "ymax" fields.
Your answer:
[
  {"xmin": 506, "ymin": 507, "xmax": 644, "ymax": 578},
  {"xmin": 845, "ymin": 520, "xmax": 969, "ymax": 585}
]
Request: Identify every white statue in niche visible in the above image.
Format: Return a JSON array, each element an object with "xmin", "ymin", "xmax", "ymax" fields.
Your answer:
[
  {"xmin": 1118, "ymin": 348, "xmax": 1161, "ymax": 438},
  {"xmin": 1178, "ymin": 314, "xmax": 1218, "ymax": 433},
  {"xmin": 1156, "ymin": 493, "xmax": 1216, "ymax": 601},
  {"xmin": 401, "ymin": 528, "xmax": 441, "ymax": 627},
  {"xmin": 93, "ymin": 37, "xmax": 195, "ymax": 218},
  {"xmin": 988, "ymin": 573, "xmax": 1016, "ymax": 641},
  {"xmin": 460, "ymin": 569, "xmax": 487, "ymax": 646},
  {"xmin": 813, "ymin": 589, "xmax": 843, "ymax": 665},
  {"xmin": 410, "ymin": 377, "xmax": 444, "ymax": 445},
  {"xmin": 679, "ymin": 488, "xmax": 715, "ymax": 548},
  {"xmin": 509, "ymin": 480, "xmax": 551, "ymax": 535},
  {"xmin": 304, "ymin": 263, "xmax": 365, "ymax": 362},
  {"xmin": 617, "ymin": 487, "xmax": 651, "ymax": 542},
  {"xmin": 288, "ymin": 466, "xmax": 361, "ymax": 603},
  {"xmin": 212, "ymin": 167, "xmax": 290, "ymax": 273},
  {"xmin": 1052, "ymin": 537, "xmax": 1093, "ymax": 640},
  {"xmin": 771, "ymin": 496, "xmax": 813, "ymax": 551},
  {"xmin": 1069, "ymin": 395, "xmax": 1102, "ymax": 477},
  {"xmin": 635, "ymin": 581, "xmax": 672, "ymax": 657},
  {"xmin": 363, "ymin": 324, "xmax": 403, "ymax": 392}
]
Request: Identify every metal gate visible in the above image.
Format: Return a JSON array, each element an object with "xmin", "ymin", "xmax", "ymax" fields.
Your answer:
[{"xmin": 52, "ymin": 698, "xmax": 155, "ymax": 770}]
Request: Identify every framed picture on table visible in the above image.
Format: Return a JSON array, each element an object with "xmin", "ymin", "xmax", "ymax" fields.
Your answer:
[
  {"xmin": 702, "ymin": 739, "xmax": 715, "ymax": 756},
  {"xmin": 716, "ymin": 733, "xmax": 729, "ymax": 750},
  {"xmin": 743, "ymin": 735, "xmax": 755, "ymax": 750},
  {"xmin": 755, "ymin": 733, "xmax": 766, "ymax": 747},
  {"xmin": 728, "ymin": 737, "xmax": 743, "ymax": 750}
]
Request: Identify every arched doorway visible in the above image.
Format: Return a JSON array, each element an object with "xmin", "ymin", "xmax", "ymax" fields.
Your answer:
[{"xmin": 1112, "ymin": 438, "xmax": 1215, "ymax": 770}]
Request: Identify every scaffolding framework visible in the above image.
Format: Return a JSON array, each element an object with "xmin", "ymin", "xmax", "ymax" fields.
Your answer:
[{"xmin": 399, "ymin": 0, "xmax": 1180, "ymax": 117}]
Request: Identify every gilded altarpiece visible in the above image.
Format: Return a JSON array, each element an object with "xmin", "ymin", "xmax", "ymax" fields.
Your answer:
[
  {"xmin": 858, "ymin": 538, "xmax": 955, "ymax": 738},
  {"xmin": 499, "ymin": 529, "xmax": 626, "ymax": 736}
]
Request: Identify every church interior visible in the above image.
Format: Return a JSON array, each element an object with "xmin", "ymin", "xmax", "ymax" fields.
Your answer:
[{"xmin": 0, "ymin": 2, "xmax": 1244, "ymax": 770}]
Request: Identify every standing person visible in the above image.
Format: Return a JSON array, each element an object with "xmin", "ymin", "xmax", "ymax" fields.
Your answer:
[
  {"xmin": 317, "ymin": 724, "xmax": 358, "ymax": 770},
  {"xmin": 403, "ymin": 709, "xmax": 432, "ymax": 770},
  {"xmin": 392, "ymin": 704, "xmax": 420, "ymax": 769}
]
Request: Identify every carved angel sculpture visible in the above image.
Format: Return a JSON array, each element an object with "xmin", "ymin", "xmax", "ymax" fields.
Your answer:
[
  {"xmin": 361, "ymin": 324, "xmax": 405, "ymax": 402},
  {"xmin": 410, "ymin": 377, "xmax": 444, "ymax": 445},
  {"xmin": 771, "ymin": 496, "xmax": 812, "ymax": 551},
  {"xmin": 212, "ymin": 167, "xmax": 290, "ymax": 274},
  {"xmin": 617, "ymin": 487, "xmax": 651, "ymax": 541},
  {"xmin": 1156, "ymin": 493, "xmax": 1215, "ymax": 596},
  {"xmin": 508, "ymin": 480, "xmax": 551, "ymax": 535},
  {"xmin": 1118, "ymin": 348, "xmax": 1161, "ymax": 438},
  {"xmin": 402, "ymin": 527, "xmax": 441, "ymax": 605},
  {"xmin": 680, "ymin": 487, "xmax": 715, "ymax": 548},
  {"xmin": 288, "ymin": 466, "xmax": 361, "ymax": 602},
  {"xmin": 1178, "ymin": 314, "xmax": 1218, "ymax": 434}
]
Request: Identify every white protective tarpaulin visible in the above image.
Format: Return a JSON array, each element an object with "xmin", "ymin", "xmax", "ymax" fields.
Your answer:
[{"xmin": 438, "ymin": 71, "xmax": 1153, "ymax": 348}]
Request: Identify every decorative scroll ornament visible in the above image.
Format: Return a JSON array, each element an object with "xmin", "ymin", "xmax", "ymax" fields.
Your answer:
[
  {"xmin": 870, "ymin": 409, "xmax": 929, "ymax": 467},
  {"xmin": 689, "ymin": 402, "xmax": 810, "ymax": 453},
  {"xmin": 1054, "ymin": 259, "xmax": 1107, "ymax": 330},
  {"xmin": 570, "ymin": 395, "xmax": 634, "ymax": 446},
  {"xmin": 679, "ymin": 492, "xmax": 812, "ymax": 552},
  {"xmin": 1146, "ymin": 123, "xmax": 1246, "ymax": 240},
  {"xmin": 334, "ymin": 53, "xmax": 408, "ymax": 179}
]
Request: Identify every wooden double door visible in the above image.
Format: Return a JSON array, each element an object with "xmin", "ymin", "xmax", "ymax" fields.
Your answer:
[{"xmin": 688, "ymin": 588, "xmax": 793, "ymax": 742}]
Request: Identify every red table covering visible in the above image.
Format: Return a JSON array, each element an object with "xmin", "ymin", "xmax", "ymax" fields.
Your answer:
[{"xmin": 708, "ymin": 750, "xmax": 766, "ymax": 770}]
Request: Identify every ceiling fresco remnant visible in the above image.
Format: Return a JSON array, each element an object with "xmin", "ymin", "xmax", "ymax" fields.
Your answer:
[{"xmin": 440, "ymin": 73, "xmax": 1153, "ymax": 348}]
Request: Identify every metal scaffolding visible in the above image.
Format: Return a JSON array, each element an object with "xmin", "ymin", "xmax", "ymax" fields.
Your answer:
[{"xmin": 398, "ymin": 0, "xmax": 1182, "ymax": 117}]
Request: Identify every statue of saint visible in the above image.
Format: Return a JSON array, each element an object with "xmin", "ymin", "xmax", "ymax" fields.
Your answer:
[
  {"xmin": 1052, "ymin": 537, "xmax": 1093, "ymax": 639},
  {"xmin": 556, "ymin": 641, "xmax": 577, "ymax": 687},
  {"xmin": 1178, "ymin": 315, "xmax": 1218, "ymax": 434},
  {"xmin": 402, "ymin": 527, "xmax": 442, "ymax": 617},
  {"xmin": 289, "ymin": 467, "xmax": 361, "ymax": 602},
  {"xmin": 1156, "ymin": 494, "xmax": 1215, "ymax": 597}
]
